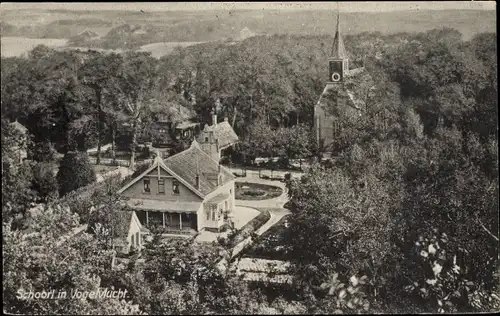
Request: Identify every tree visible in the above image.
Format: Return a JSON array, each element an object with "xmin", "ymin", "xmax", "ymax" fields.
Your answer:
[
  {"xmin": 78, "ymin": 51, "xmax": 124, "ymax": 162},
  {"xmin": 1, "ymin": 119, "xmax": 38, "ymax": 226},
  {"xmin": 56, "ymin": 151, "xmax": 96, "ymax": 196},
  {"xmin": 113, "ymin": 52, "xmax": 159, "ymax": 169}
]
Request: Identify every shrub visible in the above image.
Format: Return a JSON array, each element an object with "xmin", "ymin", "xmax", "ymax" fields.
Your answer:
[
  {"xmin": 219, "ymin": 223, "xmax": 231, "ymax": 233},
  {"xmin": 30, "ymin": 140, "xmax": 57, "ymax": 162},
  {"xmin": 31, "ymin": 162, "xmax": 59, "ymax": 202},
  {"xmin": 56, "ymin": 151, "xmax": 96, "ymax": 196}
]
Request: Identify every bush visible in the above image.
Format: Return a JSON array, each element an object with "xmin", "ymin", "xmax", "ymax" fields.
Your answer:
[
  {"xmin": 56, "ymin": 151, "xmax": 96, "ymax": 196},
  {"xmin": 31, "ymin": 162, "xmax": 59, "ymax": 202},
  {"xmin": 30, "ymin": 140, "xmax": 57, "ymax": 162}
]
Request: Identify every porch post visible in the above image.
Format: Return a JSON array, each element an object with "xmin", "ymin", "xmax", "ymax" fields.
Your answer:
[
  {"xmin": 146, "ymin": 211, "xmax": 149, "ymax": 226},
  {"xmin": 162, "ymin": 212, "xmax": 165, "ymax": 228},
  {"xmin": 179, "ymin": 213, "xmax": 182, "ymax": 230}
]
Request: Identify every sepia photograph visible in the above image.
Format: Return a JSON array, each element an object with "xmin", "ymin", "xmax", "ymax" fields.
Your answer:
[{"xmin": 1, "ymin": 1, "xmax": 498, "ymax": 314}]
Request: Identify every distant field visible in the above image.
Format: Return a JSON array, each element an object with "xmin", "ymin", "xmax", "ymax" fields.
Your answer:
[
  {"xmin": 136, "ymin": 41, "xmax": 205, "ymax": 58},
  {"xmin": 0, "ymin": 38, "xmax": 203, "ymax": 58},
  {"xmin": 1, "ymin": 36, "xmax": 68, "ymax": 57}
]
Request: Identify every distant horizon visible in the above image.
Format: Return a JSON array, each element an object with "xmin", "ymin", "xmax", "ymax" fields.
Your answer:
[{"xmin": 1, "ymin": 2, "xmax": 496, "ymax": 13}]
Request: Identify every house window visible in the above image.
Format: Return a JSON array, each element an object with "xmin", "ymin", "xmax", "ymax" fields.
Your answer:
[
  {"xmin": 172, "ymin": 180, "xmax": 180, "ymax": 195},
  {"xmin": 143, "ymin": 178, "xmax": 150, "ymax": 193},
  {"xmin": 131, "ymin": 234, "xmax": 135, "ymax": 246},
  {"xmin": 158, "ymin": 179, "xmax": 165, "ymax": 194},
  {"xmin": 206, "ymin": 209, "xmax": 210, "ymax": 221},
  {"xmin": 136, "ymin": 232, "xmax": 140, "ymax": 246},
  {"xmin": 212, "ymin": 208, "xmax": 216, "ymax": 221},
  {"xmin": 205, "ymin": 137, "xmax": 209, "ymax": 142}
]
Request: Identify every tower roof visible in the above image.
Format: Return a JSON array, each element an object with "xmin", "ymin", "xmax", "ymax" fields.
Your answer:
[{"xmin": 330, "ymin": 9, "xmax": 348, "ymax": 60}]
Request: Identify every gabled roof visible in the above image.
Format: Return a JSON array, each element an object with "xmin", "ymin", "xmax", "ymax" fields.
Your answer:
[
  {"xmin": 117, "ymin": 153, "xmax": 205, "ymax": 198},
  {"xmin": 163, "ymin": 140, "xmax": 236, "ymax": 195},
  {"xmin": 10, "ymin": 121, "xmax": 28, "ymax": 134},
  {"xmin": 117, "ymin": 141, "xmax": 236, "ymax": 198},
  {"xmin": 202, "ymin": 121, "xmax": 239, "ymax": 149}
]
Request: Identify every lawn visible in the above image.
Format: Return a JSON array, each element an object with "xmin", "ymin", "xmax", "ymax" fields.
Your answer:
[
  {"xmin": 235, "ymin": 182, "xmax": 283, "ymax": 201},
  {"xmin": 93, "ymin": 164, "xmax": 120, "ymax": 175}
]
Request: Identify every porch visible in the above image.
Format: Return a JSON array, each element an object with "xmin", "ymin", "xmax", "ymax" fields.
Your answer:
[
  {"xmin": 126, "ymin": 198, "xmax": 201, "ymax": 235},
  {"xmin": 135, "ymin": 210, "xmax": 197, "ymax": 235}
]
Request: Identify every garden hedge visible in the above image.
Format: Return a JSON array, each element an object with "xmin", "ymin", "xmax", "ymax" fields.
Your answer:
[{"xmin": 229, "ymin": 210, "xmax": 271, "ymax": 248}]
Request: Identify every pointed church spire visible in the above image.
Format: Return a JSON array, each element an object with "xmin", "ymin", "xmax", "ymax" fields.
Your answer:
[{"xmin": 330, "ymin": 3, "xmax": 348, "ymax": 62}]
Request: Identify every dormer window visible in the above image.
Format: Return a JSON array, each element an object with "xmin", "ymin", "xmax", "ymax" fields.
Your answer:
[{"xmin": 143, "ymin": 178, "xmax": 150, "ymax": 193}]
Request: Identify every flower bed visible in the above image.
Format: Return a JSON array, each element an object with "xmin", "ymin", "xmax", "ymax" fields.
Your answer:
[{"xmin": 235, "ymin": 182, "xmax": 283, "ymax": 201}]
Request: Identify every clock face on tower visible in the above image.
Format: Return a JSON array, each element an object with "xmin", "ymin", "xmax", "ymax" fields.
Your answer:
[{"xmin": 329, "ymin": 60, "xmax": 343, "ymax": 83}]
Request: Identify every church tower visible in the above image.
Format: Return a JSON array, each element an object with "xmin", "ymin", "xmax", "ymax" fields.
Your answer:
[
  {"xmin": 314, "ymin": 3, "xmax": 375, "ymax": 158},
  {"xmin": 328, "ymin": 6, "xmax": 349, "ymax": 83}
]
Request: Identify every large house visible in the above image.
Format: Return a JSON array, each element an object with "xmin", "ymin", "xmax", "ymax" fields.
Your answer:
[
  {"xmin": 313, "ymin": 10, "xmax": 375, "ymax": 157},
  {"xmin": 197, "ymin": 110, "xmax": 239, "ymax": 163},
  {"xmin": 117, "ymin": 139, "xmax": 237, "ymax": 234}
]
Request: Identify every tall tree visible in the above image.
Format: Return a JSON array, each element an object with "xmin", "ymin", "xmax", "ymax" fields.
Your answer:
[{"xmin": 114, "ymin": 52, "xmax": 159, "ymax": 169}]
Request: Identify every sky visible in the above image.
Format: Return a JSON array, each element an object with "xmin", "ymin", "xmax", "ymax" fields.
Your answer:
[{"xmin": 1, "ymin": 2, "xmax": 496, "ymax": 12}]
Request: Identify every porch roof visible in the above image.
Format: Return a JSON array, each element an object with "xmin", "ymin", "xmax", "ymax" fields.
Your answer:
[
  {"xmin": 175, "ymin": 121, "xmax": 199, "ymax": 130},
  {"xmin": 206, "ymin": 193, "xmax": 230, "ymax": 205},
  {"xmin": 126, "ymin": 198, "xmax": 201, "ymax": 213}
]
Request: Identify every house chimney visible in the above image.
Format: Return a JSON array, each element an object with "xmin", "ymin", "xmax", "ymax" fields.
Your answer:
[{"xmin": 212, "ymin": 108, "xmax": 217, "ymax": 126}]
